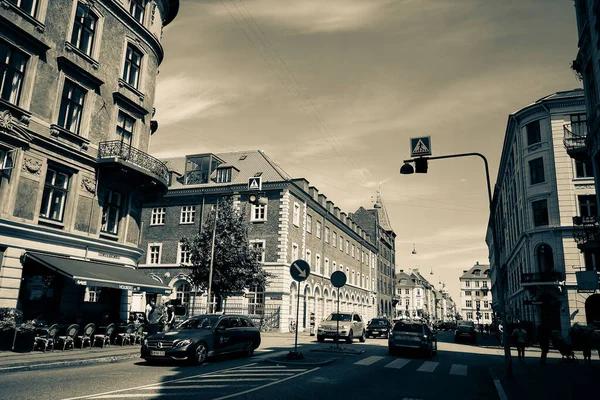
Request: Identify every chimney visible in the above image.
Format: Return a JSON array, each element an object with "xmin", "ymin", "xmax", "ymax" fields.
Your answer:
[
  {"xmin": 463, "ymin": 270, "xmax": 467, "ymax": 274},
  {"xmin": 476, "ymin": 261, "xmax": 479, "ymax": 265}
]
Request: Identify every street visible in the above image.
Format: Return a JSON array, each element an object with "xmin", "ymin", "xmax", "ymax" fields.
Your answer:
[{"xmin": 0, "ymin": 332, "xmax": 502, "ymax": 400}]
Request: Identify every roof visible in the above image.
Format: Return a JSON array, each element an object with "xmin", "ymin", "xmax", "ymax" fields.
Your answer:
[{"xmin": 459, "ymin": 263, "xmax": 491, "ymax": 279}]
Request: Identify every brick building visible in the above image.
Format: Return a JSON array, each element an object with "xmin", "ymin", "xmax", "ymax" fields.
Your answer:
[
  {"xmin": 138, "ymin": 150, "xmax": 380, "ymax": 331},
  {"xmin": 0, "ymin": 0, "xmax": 179, "ymax": 322}
]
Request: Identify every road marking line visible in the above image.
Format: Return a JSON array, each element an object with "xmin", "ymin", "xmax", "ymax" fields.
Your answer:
[
  {"xmin": 416, "ymin": 361, "xmax": 438, "ymax": 372},
  {"xmin": 494, "ymin": 379, "xmax": 509, "ymax": 400},
  {"xmin": 384, "ymin": 358, "xmax": 411, "ymax": 369},
  {"xmin": 449, "ymin": 364, "xmax": 468, "ymax": 376},
  {"xmin": 211, "ymin": 367, "xmax": 321, "ymax": 400},
  {"xmin": 203, "ymin": 373, "xmax": 296, "ymax": 377},
  {"xmin": 179, "ymin": 378, "xmax": 279, "ymax": 383},
  {"xmin": 354, "ymin": 356, "xmax": 384, "ymax": 365},
  {"xmin": 141, "ymin": 385, "xmax": 228, "ymax": 390}
]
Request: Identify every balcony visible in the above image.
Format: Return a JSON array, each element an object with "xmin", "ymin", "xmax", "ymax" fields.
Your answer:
[
  {"xmin": 563, "ymin": 122, "xmax": 588, "ymax": 157},
  {"xmin": 97, "ymin": 141, "xmax": 168, "ymax": 196},
  {"xmin": 521, "ymin": 271, "xmax": 563, "ymax": 286},
  {"xmin": 573, "ymin": 215, "xmax": 600, "ymax": 250}
]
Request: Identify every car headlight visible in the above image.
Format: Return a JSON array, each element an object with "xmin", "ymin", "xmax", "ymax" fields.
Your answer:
[
  {"xmin": 342, "ymin": 324, "xmax": 351, "ymax": 330},
  {"xmin": 174, "ymin": 339, "xmax": 192, "ymax": 348}
]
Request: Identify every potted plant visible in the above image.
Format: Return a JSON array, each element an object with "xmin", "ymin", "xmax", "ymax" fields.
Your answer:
[
  {"xmin": 12, "ymin": 320, "xmax": 37, "ymax": 353},
  {"xmin": 0, "ymin": 308, "xmax": 22, "ymax": 351}
]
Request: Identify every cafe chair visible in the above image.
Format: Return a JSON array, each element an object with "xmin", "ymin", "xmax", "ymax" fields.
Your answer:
[
  {"xmin": 33, "ymin": 323, "xmax": 60, "ymax": 352},
  {"xmin": 56, "ymin": 324, "xmax": 80, "ymax": 351},
  {"xmin": 132, "ymin": 325, "xmax": 145, "ymax": 345},
  {"xmin": 93, "ymin": 323, "xmax": 116, "ymax": 348},
  {"xmin": 76, "ymin": 323, "xmax": 96, "ymax": 349},
  {"xmin": 116, "ymin": 323, "xmax": 136, "ymax": 346}
]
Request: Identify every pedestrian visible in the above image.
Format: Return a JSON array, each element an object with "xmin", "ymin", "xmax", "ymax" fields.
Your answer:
[
  {"xmin": 537, "ymin": 323, "xmax": 551, "ymax": 364},
  {"xmin": 581, "ymin": 328, "xmax": 593, "ymax": 365},
  {"xmin": 146, "ymin": 300, "xmax": 158, "ymax": 324},
  {"xmin": 512, "ymin": 324, "xmax": 528, "ymax": 362},
  {"xmin": 163, "ymin": 303, "xmax": 175, "ymax": 332}
]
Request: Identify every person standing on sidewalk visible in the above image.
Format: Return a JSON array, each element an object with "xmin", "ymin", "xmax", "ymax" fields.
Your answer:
[
  {"xmin": 538, "ymin": 323, "xmax": 551, "ymax": 364},
  {"xmin": 512, "ymin": 324, "xmax": 528, "ymax": 362}
]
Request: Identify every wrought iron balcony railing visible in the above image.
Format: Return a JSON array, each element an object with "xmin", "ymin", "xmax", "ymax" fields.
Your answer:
[
  {"xmin": 521, "ymin": 271, "xmax": 563, "ymax": 284},
  {"xmin": 563, "ymin": 122, "xmax": 588, "ymax": 154},
  {"xmin": 97, "ymin": 141, "xmax": 168, "ymax": 186}
]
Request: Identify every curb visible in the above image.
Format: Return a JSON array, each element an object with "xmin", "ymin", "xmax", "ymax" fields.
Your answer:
[
  {"xmin": 309, "ymin": 347, "xmax": 364, "ymax": 355},
  {"xmin": 0, "ymin": 353, "xmax": 140, "ymax": 374}
]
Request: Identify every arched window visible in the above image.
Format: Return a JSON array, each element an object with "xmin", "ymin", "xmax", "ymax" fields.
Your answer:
[
  {"xmin": 175, "ymin": 281, "xmax": 190, "ymax": 304},
  {"xmin": 536, "ymin": 244, "xmax": 554, "ymax": 273}
]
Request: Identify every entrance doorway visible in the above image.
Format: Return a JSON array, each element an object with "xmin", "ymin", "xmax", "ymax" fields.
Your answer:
[{"xmin": 585, "ymin": 294, "xmax": 600, "ymax": 326}]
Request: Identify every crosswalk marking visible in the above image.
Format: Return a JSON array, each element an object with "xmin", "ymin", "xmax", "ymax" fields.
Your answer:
[
  {"xmin": 384, "ymin": 358, "xmax": 411, "ymax": 369},
  {"xmin": 449, "ymin": 364, "xmax": 468, "ymax": 376},
  {"xmin": 355, "ymin": 356, "xmax": 384, "ymax": 365},
  {"xmin": 416, "ymin": 361, "xmax": 438, "ymax": 372}
]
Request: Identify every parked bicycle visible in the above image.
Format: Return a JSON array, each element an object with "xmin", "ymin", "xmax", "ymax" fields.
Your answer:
[{"xmin": 289, "ymin": 319, "xmax": 296, "ymax": 333}]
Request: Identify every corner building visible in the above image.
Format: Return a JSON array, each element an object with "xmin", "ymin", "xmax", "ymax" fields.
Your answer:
[{"xmin": 0, "ymin": 0, "xmax": 179, "ymax": 322}]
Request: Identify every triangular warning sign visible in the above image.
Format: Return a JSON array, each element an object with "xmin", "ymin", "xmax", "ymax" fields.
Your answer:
[
  {"xmin": 249, "ymin": 178, "xmax": 260, "ymax": 190},
  {"xmin": 412, "ymin": 139, "xmax": 430, "ymax": 155}
]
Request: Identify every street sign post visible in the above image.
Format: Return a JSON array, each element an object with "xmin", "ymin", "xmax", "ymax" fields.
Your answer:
[
  {"xmin": 330, "ymin": 271, "xmax": 347, "ymax": 348},
  {"xmin": 410, "ymin": 136, "xmax": 432, "ymax": 157},
  {"xmin": 288, "ymin": 259, "xmax": 310, "ymax": 359}
]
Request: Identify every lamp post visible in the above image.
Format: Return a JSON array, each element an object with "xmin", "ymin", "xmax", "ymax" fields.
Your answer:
[
  {"xmin": 400, "ymin": 152, "xmax": 512, "ymax": 377},
  {"xmin": 206, "ymin": 199, "xmax": 219, "ymax": 314}
]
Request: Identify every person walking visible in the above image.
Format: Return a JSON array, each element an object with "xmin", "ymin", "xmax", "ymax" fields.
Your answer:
[
  {"xmin": 538, "ymin": 323, "xmax": 551, "ymax": 365},
  {"xmin": 163, "ymin": 303, "xmax": 175, "ymax": 332},
  {"xmin": 512, "ymin": 324, "xmax": 528, "ymax": 362}
]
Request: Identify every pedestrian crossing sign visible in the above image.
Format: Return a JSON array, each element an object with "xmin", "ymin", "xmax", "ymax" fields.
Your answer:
[
  {"xmin": 410, "ymin": 136, "xmax": 432, "ymax": 157},
  {"xmin": 248, "ymin": 176, "xmax": 262, "ymax": 191}
]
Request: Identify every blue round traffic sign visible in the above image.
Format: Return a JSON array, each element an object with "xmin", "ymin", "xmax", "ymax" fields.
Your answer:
[
  {"xmin": 331, "ymin": 271, "xmax": 347, "ymax": 288},
  {"xmin": 290, "ymin": 259, "xmax": 310, "ymax": 282}
]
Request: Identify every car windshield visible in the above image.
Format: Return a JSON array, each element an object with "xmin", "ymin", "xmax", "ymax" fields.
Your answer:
[
  {"xmin": 369, "ymin": 319, "xmax": 388, "ymax": 326},
  {"xmin": 326, "ymin": 313, "xmax": 352, "ymax": 322},
  {"xmin": 458, "ymin": 322, "xmax": 474, "ymax": 328},
  {"xmin": 176, "ymin": 316, "xmax": 220, "ymax": 330},
  {"xmin": 393, "ymin": 323, "xmax": 423, "ymax": 333}
]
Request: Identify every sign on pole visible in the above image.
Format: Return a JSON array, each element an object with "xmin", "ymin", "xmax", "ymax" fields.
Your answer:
[
  {"xmin": 331, "ymin": 271, "xmax": 347, "ymax": 288},
  {"xmin": 248, "ymin": 176, "xmax": 262, "ymax": 191},
  {"xmin": 410, "ymin": 136, "xmax": 432, "ymax": 157},
  {"xmin": 290, "ymin": 259, "xmax": 310, "ymax": 282}
]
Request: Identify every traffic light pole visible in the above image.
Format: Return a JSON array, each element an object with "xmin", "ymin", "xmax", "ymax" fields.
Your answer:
[{"xmin": 402, "ymin": 152, "xmax": 512, "ymax": 377}]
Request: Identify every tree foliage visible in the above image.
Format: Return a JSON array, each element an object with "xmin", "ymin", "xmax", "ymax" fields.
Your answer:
[{"xmin": 181, "ymin": 197, "xmax": 271, "ymax": 300}]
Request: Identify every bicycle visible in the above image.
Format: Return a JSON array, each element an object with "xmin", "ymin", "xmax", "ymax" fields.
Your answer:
[
  {"xmin": 289, "ymin": 319, "xmax": 296, "ymax": 333},
  {"xmin": 258, "ymin": 319, "xmax": 273, "ymax": 333}
]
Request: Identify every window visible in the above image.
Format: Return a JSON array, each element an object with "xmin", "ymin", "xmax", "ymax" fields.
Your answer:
[
  {"xmin": 84, "ymin": 286, "xmax": 101, "ymax": 302},
  {"xmin": 58, "ymin": 80, "xmax": 86, "ymax": 134},
  {"xmin": 351, "ymin": 244, "xmax": 355, "ymax": 258},
  {"xmin": 316, "ymin": 220, "xmax": 322, "ymax": 238},
  {"xmin": 177, "ymin": 242, "xmax": 191, "ymax": 265},
  {"xmin": 529, "ymin": 158, "xmax": 545, "ymax": 185},
  {"xmin": 466, "ymin": 300, "xmax": 472, "ymax": 308},
  {"xmin": 579, "ymin": 195, "xmax": 597, "ymax": 218},
  {"xmin": 346, "ymin": 240, "xmax": 349, "ymax": 254},
  {"xmin": 0, "ymin": 148, "xmax": 15, "ymax": 171},
  {"xmin": 251, "ymin": 241, "xmax": 265, "ymax": 262},
  {"xmin": 339, "ymin": 236, "xmax": 343, "ymax": 251},
  {"xmin": 484, "ymin": 312, "xmax": 490, "ymax": 320},
  {"xmin": 465, "ymin": 281, "xmax": 471, "ymax": 287},
  {"xmin": 532, "ymin": 199, "xmax": 549, "ymax": 227},
  {"xmin": 324, "ymin": 258, "xmax": 329, "ymax": 276},
  {"xmin": 185, "ymin": 155, "xmax": 222, "ymax": 184},
  {"xmin": 465, "ymin": 290, "xmax": 471, "ymax": 296},
  {"xmin": 150, "ymin": 207, "xmax": 165, "ymax": 225},
  {"xmin": 148, "ymin": 244, "xmax": 161, "ymax": 264},
  {"xmin": 575, "ymin": 159, "xmax": 593, "ymax": 178},
  {"xmin": 315, "ymin": 254, "xmax": 321, "ymax": 274},
  {"xmin": 306, "ymin": 214, "xmax": 312, "ymax": 233},
  {"xmin": 475, "ymin": 290, "xmax": 481, "ymax": 296},
  {"xmin": 305, "ymin": 249, "xmax": 311, "ymax": 264},
  {"xmin": 251, "ymin": 203, "xmax": 267, "ymax": 221},
  {"xmin": 215, "ymin": 167, "xmax": 232, "ymax": 183},
  {"xmin": 325, "ymin": 227, "xmax": 330, "ymax": 243},
  {"xmin": 123, "ymin": 45, "xmax": 142, "ymax": 89},
  {"xmin": 71, "ymin": 3, "xmax": 97, "ymax": 57},
  {"xmin": 40, "ymin": 168, "xmax": 70, "ymax": 222},
  {"xmin": 101, "ymin": 190, "xmax": 122, "ymax": 234},
  {"xmin": 405, "ymin": 289, "xmax": 409, "ymax": 295},
  {"xmin": 473, "ymin": 269, "xmax": 481, "ymax": 276},
  {"xmin": 247, "ymin": 285, "xmax": 264, "ymax": 315},
  {"xmin": 332, "ymin": 261, "xmax": 337, "ymax": 272},
  {"xmin": 6, "ymin": 0, "xmax": 37, "ymax": 16},
  {"xmin": 0, "ymin": 41, "xmax": 27, "ymax": 105},
  {"xmin": 129, "ymin": 0, "xmax": 145, "ymax": 23},
  {"xmin": 571, "ymin": 113, "xmax": 587, "ymax": 136},
  {"xmin": 332, "ymin": 232, "xmax": 337, "ymax": 247},
  {"xmin": 291, "ymin": 243, "xmax": 298, "ymax": 261},
  {"xmin": 526, "ymin": 120, "xmax": 541, "ymax": 145},
  {"xmin": 484, "ymin": 301, "xmax": 489, "ymax": 308},
  {"xmin": 180, "ymin": 206, "xmax": 195, "ymax": 224},
  {"xmin": 482, "ymin": 281, "xmax": 488, "ymax": 288},
  {"xmin": 466, "ymin": 312, "xmax": 473, "ymax": 320},
  {"xmin": 175, "ymin": 282, "xmax": 190, "ymax": 304},
  {"xmin": 116, "ymin": 112, "xmax": 134, "ymax": 147},
  {"xmin": 475, "ymin": 281, "xmax": 480, "ymax": 288},
  {"xmin": 475, "ymin": 300, "xmax": 481, "ymax": 309},
  {"xmin": 406, "ymin": 298, "xmax": 410, "ymax": 306},
  {"xmin": 293, "ymin": 202, "xmax": 300, "ymax": 226}
]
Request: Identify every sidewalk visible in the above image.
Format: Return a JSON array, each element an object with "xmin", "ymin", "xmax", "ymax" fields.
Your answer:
[{"xmin": 0, "ymin": 330, "xmax": 314, "ymax": 374}]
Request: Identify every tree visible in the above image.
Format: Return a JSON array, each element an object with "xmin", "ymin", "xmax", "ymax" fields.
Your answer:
[{"xmin": 181, "ymin": 196, "xmax": 271, "ymax": 308}]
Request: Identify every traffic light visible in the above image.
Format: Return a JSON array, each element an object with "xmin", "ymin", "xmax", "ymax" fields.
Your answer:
[{"xmin": 414, "ymin": 157, "xmax": 428, "ymax": 173}]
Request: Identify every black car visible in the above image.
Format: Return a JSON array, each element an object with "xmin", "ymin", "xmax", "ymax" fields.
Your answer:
[
  {"xmin": 454, "ymin": 321, "xmax": 477, "ymax": 343},
  {"xmin": 141, "ymin": 314, "xmax": 261, "ymax": 365},
  {"xmin": 388, "ymin": 320, "xmax": 437, "ymax": 358},
  {"xmin": 366, "ymin": 318, "xmax": 392, "ymax": 338}
]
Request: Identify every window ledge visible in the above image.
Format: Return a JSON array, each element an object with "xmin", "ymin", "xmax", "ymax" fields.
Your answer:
[
  {"xmin": 64, "ymin": 42, "xmax": 99, "ymax": 70},
  {"xmin": 99, "ymin": 232, "xmax": 120, "ymax": 241},
  {"xmin": 0, "ymin": 1, "xmax": 45, "ymax": 33},
  {"xmin": 149, "ymin": 223, "xmax": 165, "ymax": 227},
  {"xmin": 38, "ymin": 217, "xmax": 65, "ymax": 229},
  {"xmin": 50, "ymin": 124, "xmax": 90, "ymax": 152},
  {"xmin": 179, "ymin": 222, "xmax": 195, "ymax": 225},
  {"xmin": 118, "ymin": 78, "xmax": 145, "ymax": 102},
  {"xmin": 251, "ymin": 219, "xmax": 267, "ymax": 223}
]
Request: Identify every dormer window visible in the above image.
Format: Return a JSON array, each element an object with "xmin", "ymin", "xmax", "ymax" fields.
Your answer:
[
  {"xmin": 473, "ymin": 269, "xmax": 481, "ymax": 276},
  {"xmin": 185, "ymin": 154, "xmax": 223, "ymax": 184},
  {"xmin": 216, "ymin": 167, "xmax": 232, "ymax": 183}
]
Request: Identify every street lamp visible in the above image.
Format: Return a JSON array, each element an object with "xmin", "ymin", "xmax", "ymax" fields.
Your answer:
[{"xmin": 400, "ymin": 152, "xmax": 512, "ymax": 377}]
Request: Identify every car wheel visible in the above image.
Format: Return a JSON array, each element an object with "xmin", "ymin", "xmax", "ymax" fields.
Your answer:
[
  {"xmin": 346, "ymin": 330, "xmax": 353, "ymax": 344},
  {"xmin": 317, "ymin": 335, "xmax": 325, "ymax": 343},
  {"xmin": 433, "ymin": 342, "xmax": 438, "ymax": 356},
  {"xmin": 244, "ymin": 340, "xmax": 255, "ymax": 357},
  {"xmin": 193, "ymin": 342, "xmax": 208, "ymax": 365},
  {"xmin": 359, "ymin": 330, "xmax": 366, "ymax": 343}
]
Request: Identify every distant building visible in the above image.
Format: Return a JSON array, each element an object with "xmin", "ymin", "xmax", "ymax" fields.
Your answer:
[
  {"xmin": 394, "ymin": 268, "xmax": 455, "ymax": 322},
  {"xmin": 138, "ymin": 150, "xmax": 380, "ymax": 331},
  {"xmin": 459, "ymin": 262, "xmax": 492, "ymax": 327}
]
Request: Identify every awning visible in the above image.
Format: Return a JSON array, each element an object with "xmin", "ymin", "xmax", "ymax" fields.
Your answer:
[{"xmin": 25, "ymin": 252, "xmax": 171, "ymax": 294}]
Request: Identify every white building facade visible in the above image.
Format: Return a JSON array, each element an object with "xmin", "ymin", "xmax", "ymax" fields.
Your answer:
[{"xmin": 459, "ymin": 263, "xmax": 493, "ymax": 327}]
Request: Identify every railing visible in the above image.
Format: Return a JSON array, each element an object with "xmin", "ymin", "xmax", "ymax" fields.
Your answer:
[
  {"xmin": 521, "ymin": 271, "xmax": 563, "ymax": 284},
  {"xmin": 97, "ymin": 141, "xmax": 168, "ymax": 185},
  {"xmin": 563, "ymin": 122, "xmax": 588, "ymax": 153}
]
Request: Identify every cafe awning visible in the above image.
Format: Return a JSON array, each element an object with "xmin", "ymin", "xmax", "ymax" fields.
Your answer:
[{"xmin": 25, "ymin": 252, "xmax": 171, "ymax": 294}]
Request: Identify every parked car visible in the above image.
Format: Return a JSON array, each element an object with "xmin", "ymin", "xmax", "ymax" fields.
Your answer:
[
  {"xmin": 454, "ymin": 321, "xmax": 477, "ymax": 343},
  {"xmin": 366, "ymin": 317, "xmax": 392, "ymax": 338},
  {"xmin": 388, "ymin": 320, "xmax": 437, "ymax": 358},
  {"xmin": 141, "ymin": 314, "xmax": 261, "ymax": 365},
  {"xmin": 317, "ymin": 312, "xmax": 366, "ymax": 343}
]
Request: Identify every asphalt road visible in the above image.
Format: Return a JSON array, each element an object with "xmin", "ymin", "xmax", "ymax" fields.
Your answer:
[{"xmin": 1, "ymin": 332, "xmax": 502, "ymax": 400}]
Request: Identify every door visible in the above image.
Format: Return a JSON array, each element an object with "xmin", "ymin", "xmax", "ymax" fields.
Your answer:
[
  {"xmin": 213, "ymin": 317, "xmax": 235, "ymax": 354},
  {"xmin": 353, "ymin": 314, "xmax": 362, "ymax": 337},
  {"xmin": 226, "ymin": 317, "xmax": 245, "ymax": 352}
]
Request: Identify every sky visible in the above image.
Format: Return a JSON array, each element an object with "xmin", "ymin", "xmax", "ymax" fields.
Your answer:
[{"xmin": 150, "ymin": 0, "xmax": 581, "ymax": 303}]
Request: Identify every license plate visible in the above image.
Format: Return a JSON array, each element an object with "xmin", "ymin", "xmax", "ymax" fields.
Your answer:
[{"xmin": 150, "ymin": 350, "xmax": 165, "ymax": 356}]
